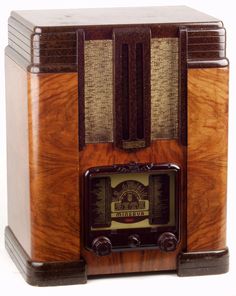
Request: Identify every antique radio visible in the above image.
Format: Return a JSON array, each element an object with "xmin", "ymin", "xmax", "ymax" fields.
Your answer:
[{"xmin": 5, "ymin": 6, "xmax": 229, "ymax": 286}]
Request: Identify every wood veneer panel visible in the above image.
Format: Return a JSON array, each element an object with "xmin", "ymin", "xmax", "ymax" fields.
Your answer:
[
  {"xmin": 79, "ymin": 140, "xmax": 186, "ymax": 275},
  {"xmin": 5, "ymin": 56, "xmax": 31, "ymax": 256},
  {"xmin": 187, "ymin": 67, "xmax": 229, "ymax": 251},
  {"xmin": 28, "ymin": 72, "xmax": 80, "ymax": 261}
]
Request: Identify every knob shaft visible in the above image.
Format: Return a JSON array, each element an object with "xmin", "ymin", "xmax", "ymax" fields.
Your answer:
[
  {"xmin": 157, "ymin": 232, "xmax": 177, "ymax": 252},
  {"xmin": 92, "ymin": 236, "xmax": 112, "ymax": 256},
  {"xmin": 128, "ymin": 234, "xmax": 141, "ymax": 248}
]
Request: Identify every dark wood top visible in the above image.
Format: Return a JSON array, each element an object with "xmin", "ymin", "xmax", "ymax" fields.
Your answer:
[
  {"xmin": 7, "ymin": 6, "xmax": 228, "ymax": 73},
  {"xmin": 11, "ymin": 6, "xmax": 220, "ymax": 31}
]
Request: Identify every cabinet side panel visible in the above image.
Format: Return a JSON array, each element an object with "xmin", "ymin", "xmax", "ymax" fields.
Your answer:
[
  {"xmin": 5, "ymin": 56, "xmax": 31, "ymax": 255},
  {"xmin": 28, "ymin": 72, "xmax": 80, "ymax": 261},
  {"xmin": 187, "ymin": 67, "xmax": 229, "ymax": 251}
]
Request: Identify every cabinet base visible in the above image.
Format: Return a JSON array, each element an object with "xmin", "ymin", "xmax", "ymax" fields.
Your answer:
[
  {"xmin": 177, "ymin": 248, "xmax": 229, "ymax": 276},
  {"xmin": 5, "ymin": 226, "xmax": 229, "ymax": 285},
  {"xmin": 5, "ymin": 226, "xmax": 87, "ymax": 286}
]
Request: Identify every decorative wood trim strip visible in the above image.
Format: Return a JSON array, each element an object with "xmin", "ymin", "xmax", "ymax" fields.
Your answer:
[
  {"xmin": 28, "ymin": 64, "xmax": 78, "ymax": 73},
  {"xmin": 188, "ymin": 58, "xmax": 229, "ymax": 68},
  {"xmin": 177, "ymin": 248, "xmax": 229, "ymax": 276},
  {"xmin": 8, "ymin": 36, "xmax": 31, "ymax": 54},
  {"xmin": 8, "ymin": 25, "xmax": 31, "ymax": 43},
  {"xmin": 188, "ymin": 35, "xmax": 225, "ymax": 44},
  {"xmin": 77, "ymin": 29, "xmax": 85, "ymax": 150},
  {"xmin": 5, "ymin": 227, "xmax": 87, "ymax": 286},
  {"xmin": 188, "ymin": 27, "xmax": 226, "ymax": 36},
  {"xmin": 179, "ymin": 27, "xmax": 188, "ymax": 146},
  {"xmin": 7, "ymin": 17, "xmax": 228, "ymax": 73},
  {"xmin": 8, "ymin": 17, "xmax": 32, "ymax": 37},
  {"xmin": 186, "ymin": 27, "xmax": 226, "ymax": 67},
  {"xmin": 5, "ymin": 46, "xmax": 29, "ymax": 70},
  {"xmin": 113, "ymin": 27, "xmax": 151, "ymax": 150}
]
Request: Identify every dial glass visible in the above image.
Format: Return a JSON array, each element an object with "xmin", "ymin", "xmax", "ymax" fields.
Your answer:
[{"xmin": 89, "ymin": 170, "xmax": 176, "ymax": 231}]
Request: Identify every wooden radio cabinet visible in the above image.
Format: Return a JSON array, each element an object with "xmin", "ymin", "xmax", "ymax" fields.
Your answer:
[{"xmin": 5, "ymin": 6, "xmax": 229, "ymax": 286}]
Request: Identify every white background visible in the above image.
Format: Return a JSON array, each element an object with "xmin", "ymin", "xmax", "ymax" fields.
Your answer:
[{"xmin": 0, "ymin": 0, "xmax": 235, "ymax": 295}]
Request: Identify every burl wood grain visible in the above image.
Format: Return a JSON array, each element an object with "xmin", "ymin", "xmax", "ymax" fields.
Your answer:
[
  {"xmin": 7, "ymin": 62, "xmax": 228, "ymax": 274},
  {"xmin": 187, "ymin": 67, "xmax": 229, "ymax": 251},
  {"xmin": 5, "ymin": 57, "xmax": 31, "ymax": 255},
  {"xmin": 80, "ymin": 140, "xmax": 186, "ymax": 275},
  {"xmin": 28, "ymin": 72, "xmax": 80, "ymax": 261}
]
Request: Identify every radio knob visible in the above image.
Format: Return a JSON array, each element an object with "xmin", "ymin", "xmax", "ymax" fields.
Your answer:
[
  {"xmin": 128, "ymin": 234, "xmax": 141, "ymax": 248},
  {"xmin": 157, "ymin": 232, "xmax": 177, "ymax": 252},
  {"xmin": 92, "ymin": 236, "xmax": 112, "ymax": 256}
]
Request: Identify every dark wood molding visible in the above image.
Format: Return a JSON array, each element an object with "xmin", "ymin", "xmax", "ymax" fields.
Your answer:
[
  {"xmin": 113, "ymin": 27, "xmax": 151, "ymax": 150},
  {"xmin": 177, "ymin": 248, "xmax": 229, "ymax": 276},
  {"xmin": 84, "ymin": 162, "xmax": 180, "ymax": 174},
  {"xmin": 7, "ymin": 10, "xmax": 228, "ymax": 73},
  {"xmin": 188, "ymin": 58, "xmax": 229, "ymax": 68},
  {"xmin": 77, "ymin": 29, "xmax": 85, "ymax": 150},
  {"xmin": 179, "ymin": 27, "xmax": 188, "ymax": 146},
  {"xmin": 6, "ymin": 45, "xmax": 229, "ymax": 75},
  {"xmin": 5, "ymin": 227, "xmax": 87, "ymax": 286},
  {"xmin": 187, "ymin": 28, "xmax": 225, "ymax": 56},
  {"xmin": 5, "ymin": 46, "xmax": 78, "ymax": 73}
]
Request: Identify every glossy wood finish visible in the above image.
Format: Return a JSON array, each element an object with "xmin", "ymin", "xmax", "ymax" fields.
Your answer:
[
  {"xmin": 28, "ymin": 71, "xmax": 80, "ymax": 261},
  {"xmin": 5, "ymin": 56, "xmax": 31, "ymax": 256},
  {"xmin": 177, "ymin": 248, "xmax": 229, "ymax": 276},
  {"xmin": 7, "ymin": 25, "xmax": 227, "ymax": 71},
  {"xmin": 6, "ymin": 62, "xmax": 229, "ymax": 279},
  {"xmin": 79, "ymin": 140, "xmax": 186, "ymax": 275},
  {"xmin": 8, "ymin": 12, "xmax": 227, "ymax": 73},
  {"xmin": 5, "ymin": 227, "xmax": 87, "ymax": 286},
  {"xmin": 179, "ymin": 27, "xmax": 187, "ymax": 145},
  {"xmin": 113, "ymin": 27, "xmax": 151, "ymax": 149},
  {"xmin": 187, "ymin": 67, "xmax": 229, "ymax": 251},
  {"xmin": 6, "ymin": 64, "xmax": 229, "ymax": 279},
  {"xmin": 11, "ymin": 6, "xmax": 221, "ymax": 30}
]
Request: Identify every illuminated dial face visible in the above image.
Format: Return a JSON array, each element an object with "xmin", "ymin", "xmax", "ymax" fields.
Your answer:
[
  {"xmin": 112, "ymin": 180, "xmax": 149, "ymax": 224},
  {"xmin": 90, "ymin": 171, "xmax": 176, "ymax": 231},
  {"xmin": 84, "ymin": 163, "xmax": 180, "ymax": 251}
]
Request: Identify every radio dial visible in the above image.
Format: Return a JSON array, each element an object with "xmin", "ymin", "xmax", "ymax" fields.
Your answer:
[
  {"xmin": 128, "ymin": 234, "xmax": 141, "ymax": 248},
  {"xmin": 92, "ymin": 236, "xmax": 112, "ymax": 256},
  {"xmin": 157, "ymin": 232, "xmax": 177, "ymax": 252}
]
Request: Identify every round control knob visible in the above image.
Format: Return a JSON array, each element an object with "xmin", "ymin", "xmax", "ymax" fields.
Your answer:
[
  {"xmin": 157, "ymin": 232, "xmax": 177, "ymax": 252},
  {"xmin": 128, "ymin": 234, "xmax": 141, "ymax": 248},
  {"xmin": 92, "ymin": 236, "xmax": 112, "ymax": 256}
]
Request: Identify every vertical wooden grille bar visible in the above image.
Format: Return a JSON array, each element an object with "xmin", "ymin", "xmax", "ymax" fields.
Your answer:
[
  {"xmin": 113, "ymin": 27, "xmax": 151, "ymax": 150},
  {"xmin": 121, "ymin": 44, "xmax": 129, "ymax": 140},
  {"xmin": 77, "ymin": 29, "xmax": 85, "ymax": 150},
  {"xmin": 136, "ymin": 43, "xmax": 144, "ymax": 140},
  {"xmin": 179, "ymin": 27, "xmax": 188, "ymax": 146}
]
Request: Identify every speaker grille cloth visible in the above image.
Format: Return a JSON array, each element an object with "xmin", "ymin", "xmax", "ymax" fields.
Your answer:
[
  {"xmin": 151, "ymin": 38, "xmax": 179, "ymax": 139},
  {"xmin": 85, "ymin": 40, "xmax": 113, "ymax": 143},
  {"xmin": 84, "ymin": 38, "xmax": 178, "ymax": 143}
]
